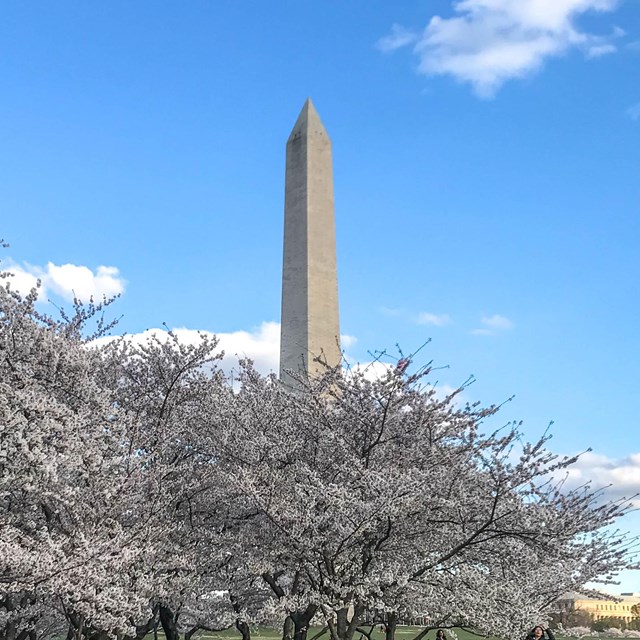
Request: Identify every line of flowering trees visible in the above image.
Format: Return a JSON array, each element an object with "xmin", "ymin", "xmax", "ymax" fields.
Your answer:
[{"xmin": 1, "ymin": 264, "xmax": 637, "ymax": 640}]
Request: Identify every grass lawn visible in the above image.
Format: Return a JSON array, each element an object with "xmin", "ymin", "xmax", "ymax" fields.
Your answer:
[
  {"xmin": 148, "ymin": 627, "xmax": 525, "ymax": 640},
  {"xmin": 147, "ymin": 627, "xmax": 630, "ymax": 640}
]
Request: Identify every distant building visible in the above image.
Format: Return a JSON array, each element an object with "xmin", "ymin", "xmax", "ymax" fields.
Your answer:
[{"xmin": 556, "ymin": 592, "xmax": 640, "ymax": 623}]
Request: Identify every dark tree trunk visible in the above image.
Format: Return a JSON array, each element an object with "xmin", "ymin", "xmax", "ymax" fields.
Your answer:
[
  {"xmin": 385, "ymin": 612, "xmax": 397, "ymax": 640},
  {"xmin": 1, "ymin": 593, "xmax": 18, "ymax": 640},
  {"xmin": 336, "ymin": 608, "xmax": 349, "ymax": 640},
  {"xmin": 65, "ymin": 612, "xmax": 86, "ymax": 640},
  {"xmin": 291, "ymin": 604, "xmax": 318, "ymax": 640},
  {"xmin": 159, "ymin": 606, "xmax": 181, "ymax": 640},
  {"xmin": 228, "ymin": 590, "xmax": 252, "ymax": 640},
  {"xmin": 336, "ymin": 604, "xmax": 365, "ymax": 640},
  {"xmin": 264, "ymin": 572, "xmax": 314, "ymax": 640},
  {"xmin": 283, "ymin": 616, "xmax": 295, "ymax": 640},
  {"xmin": 123, "ymin": 607, "xmax": 160, "ymax": 640},
  {"xmin": 236, "ymin": 619, "xmax": 251, "ymax": 640}
]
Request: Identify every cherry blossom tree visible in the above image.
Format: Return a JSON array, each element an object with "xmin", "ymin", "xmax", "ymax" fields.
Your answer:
[
  {"xmin": 0, "ymin": 271, "xmax": 155, "ymax": 639},
  {"xmin": 206, "ymin": 361, "xmax": 637, "ymax": 640},
  {"xmin": 0, "ymin": 257, "xmax": 270, "ymax": 640},
  {"xmin": 0, "ymin": 267, "xmax": 251, "ymax": 639},
  {"xmin": 94, "ymin": 331, "xmax": 264, "ymax": 640},
  {"xmin": 1, "ymin": 248, "xmax": 636, "ymax": 640}
]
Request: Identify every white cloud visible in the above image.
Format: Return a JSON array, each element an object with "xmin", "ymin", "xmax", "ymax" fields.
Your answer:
[
  {"xmin": 348, "ymin": 360, "xmax": 396, "ymax": 382},
  {"xmin": 1, "ymin": 261, "xmax": 41, "ymax": 296},
  {"xmin": 99, "ymin": 324, "xmax": 366, "ymax": 381},
  {"xmin": 45, "ymin": 263, "xmax": 125, "ymax": 302},
  {"xmin": 472, "ymin": 313, "xmax": 514, "ymax": 334},
  {"xmin": 627, "ymin": 103, "xmax": 640, "ymax": 121},
  {"xmin": 611, "ymin": 25, "xmax": 625, "ymax": 38},
  {"xmin": 99, "ymin": 324, "xmax": 383, "ymax": 386},
  {"xmin": 560, "ymin": 451, "xmax": 640, "ymax": 506},
  {"xmin": 380, "ymin": 0, "xmax": 621, "ymax": 96},
  {"xmin": 483, "ymin": 314, "xmax": 514, "ymax": 330},
  {"xmin": 425, "ymin": 382, "xmax": 469, "ymax": 404},
  {"xmin": 213, "ymin": 321, "xmax": 281, "ymax": 375},
  {"xmin": 586, "ymin": 43, "xmax": 617, "ymax": 58},
  {"xmin": 376, "ymin": 23, "xmax": 418, "ymax": 52},
  {"xmin": 3, "ymin": 260, "xmax": 126, "ymax": 303},
  {"xmin": 379, "ymin": 306, "xmax": 403, "ymax": 317},
  {"xmin": 432, "ymin": 383, "xmax": 461, "ymax": 397},
  {"xmin": 111, "ymin": 322, "xmax": 281, "ymax": 377},
  {"xmin": 341, "ymin": 334, "xmax": 358, "ymax": 349},
  {"xmin": 379, "ymin": 307, "xmax": 452, "ymax": 327},
  {"xmin": 416, "ymin": 312, "xmax": 451, "ymax": 326}
]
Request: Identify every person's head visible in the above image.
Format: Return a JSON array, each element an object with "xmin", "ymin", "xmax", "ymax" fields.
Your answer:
[
  {"xmin": 436, "ymin": 631, "xmax": 445, "ymax": 640},
  {"xmin": 532, "ymin": 626, "xmax": 545, "ymax": 639}
]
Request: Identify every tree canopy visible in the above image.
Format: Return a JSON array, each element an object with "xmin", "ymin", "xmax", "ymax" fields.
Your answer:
[{"xmin": 0, "ymin": 262, "xmax": 636, "ymax": 640}]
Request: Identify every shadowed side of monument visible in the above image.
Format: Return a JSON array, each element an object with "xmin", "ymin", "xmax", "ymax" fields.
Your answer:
[{"xmin": 279, "ymin": 98, "xmax": 341, "ymax": 385}]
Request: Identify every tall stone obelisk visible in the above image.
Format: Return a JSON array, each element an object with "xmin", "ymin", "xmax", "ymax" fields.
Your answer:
[{"xmin": 279, "ymin": 98, "xmax": 340, "ymax": 383}]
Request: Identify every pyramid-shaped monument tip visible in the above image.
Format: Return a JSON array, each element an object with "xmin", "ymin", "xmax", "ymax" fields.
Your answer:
[{"xmin": 288, "ymin": 97, "xmax": 328, "ymax": 141}]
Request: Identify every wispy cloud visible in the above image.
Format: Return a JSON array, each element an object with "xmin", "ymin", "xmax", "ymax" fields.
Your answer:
[
  {"xmin": 379, "ymin": 306, "xmax": 403, "ymax": 317},
  {"xmin": 3, "ymin": 259, "xmax": 126, "ymax": 303},
  {"xmin": 471, "ymin": 314, "xmax": 514, "ymax": 335},
  {"xmin": 379, "ymin": 306, "xmax": 453, "ymax": 327},
  {"xmin": 627, "ymin": 103, "xmax": 640, "ymax": 121},
  {"xmin": 341, "ymin": 334, "xmax": 358, "ymax": 349},
  {"xmin": 416, "ymin": 312, "xmax": 451, "ymax": 326},
  {"xmin": 586, "ymin": 43, "xmax": 617, "ymax": 58},
  {"xmin": 378, "ymin": 0, "xmax": 622, "ymax": 97},
  {"xmin": 376, "ymin": 23, "xmax": 418, "ymax": 53},
  {"xmin": 560, "ymin": 451, "xmax": 640, "ymax": 507}
]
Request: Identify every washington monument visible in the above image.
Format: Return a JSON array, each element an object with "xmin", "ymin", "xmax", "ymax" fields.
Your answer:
[{"xmin": 279, "ymin": 99, "xmax": 341, "ymax": 383}]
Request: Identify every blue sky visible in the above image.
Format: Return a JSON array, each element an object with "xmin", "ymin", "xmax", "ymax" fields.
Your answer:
[{"xmin": 1, "ymin": 1, "xmax": 639, "ymax": 591}]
